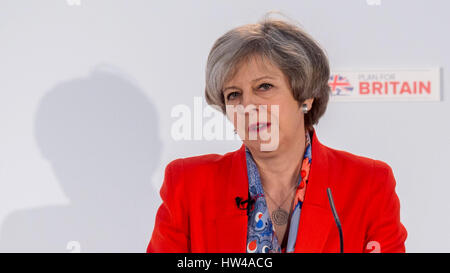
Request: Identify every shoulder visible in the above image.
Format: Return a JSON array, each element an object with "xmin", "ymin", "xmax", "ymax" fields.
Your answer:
[
  {"xmin": 163, "ymin": 147, "xmax": 239, "ymax": 179},
  {"xmin": 321, "ymin": 144, "xmax": 396, "ymax": 191},
  {"xmin": 320, "ymin": 144, "xmax": 399, "ymax": 220},
  {"xmin": 324, "ymin": 144, "xmax": 393, "ymax": 175},
  {"xmin": 160, "ymin": 148, "xmax": 240, "ymax": 202}
]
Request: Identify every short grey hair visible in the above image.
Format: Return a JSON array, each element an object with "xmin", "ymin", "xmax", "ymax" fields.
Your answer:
[{"xmin": 204, "ymin": 13, "xmax": 331, "ymax": 131}]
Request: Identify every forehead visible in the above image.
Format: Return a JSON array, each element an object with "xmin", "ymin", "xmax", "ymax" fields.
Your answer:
[{"xmin": 225, "ymin": 55, "xmax": 283, "ymax": 84}]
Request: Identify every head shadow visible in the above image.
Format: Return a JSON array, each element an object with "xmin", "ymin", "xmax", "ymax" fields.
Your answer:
[{"xmin": 0, "ymin": 65, "xmax": 161, "ymax": 252}]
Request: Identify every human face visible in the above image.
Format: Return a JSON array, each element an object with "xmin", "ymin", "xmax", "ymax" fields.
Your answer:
[{"xmin": 223, "ymin": 55, "xmax": 313, "ymax": 154}]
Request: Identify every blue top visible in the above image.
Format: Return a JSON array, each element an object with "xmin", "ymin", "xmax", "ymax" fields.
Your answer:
[{"xmin": 245, "ymin": 130, "xmax": 312, "ymax": 253}]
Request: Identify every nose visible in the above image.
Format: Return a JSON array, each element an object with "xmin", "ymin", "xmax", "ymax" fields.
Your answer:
[{"xmin": 240, "ymin": 91, "xmax": 259, "ymax": 115}]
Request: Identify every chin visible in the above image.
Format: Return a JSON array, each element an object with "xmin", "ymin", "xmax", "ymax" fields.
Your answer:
[{"xmin": 244, "ymin": 137, "xmax": 282, "ymax": 154}]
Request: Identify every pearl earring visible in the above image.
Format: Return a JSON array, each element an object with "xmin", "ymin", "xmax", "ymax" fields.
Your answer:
[{"xmin": 302, "ymin": 103, "xmax": 309, "ymax": 114}]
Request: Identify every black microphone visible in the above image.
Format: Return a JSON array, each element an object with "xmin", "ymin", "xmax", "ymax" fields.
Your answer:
[
  {"xmin": 235, "ymin": 194, "xmax": 255, "ymax": 216},
  {"xmin": 326, "ymin": 187, "xmax": 344, "ymax": 253}
]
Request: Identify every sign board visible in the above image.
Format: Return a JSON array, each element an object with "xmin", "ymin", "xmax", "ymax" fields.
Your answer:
[{"xmin": 329, "ymin": 68, "xmax": 441, "ymax": 102}]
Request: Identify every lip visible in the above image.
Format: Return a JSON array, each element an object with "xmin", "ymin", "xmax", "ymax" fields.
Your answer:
[{"xmin": 248, "ymin": 122, "xmax": 271, "ymax": 132}]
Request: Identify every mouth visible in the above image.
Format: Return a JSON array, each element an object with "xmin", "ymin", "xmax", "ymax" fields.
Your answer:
[{"xmin": 248, "ymin": 122, "xmax": 271, "ymax": 132}]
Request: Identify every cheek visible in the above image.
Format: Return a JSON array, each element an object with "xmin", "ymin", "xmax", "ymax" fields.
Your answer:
[{"xmin": 277, "ymin": 102, "xmax": 303, "ymax": 130}]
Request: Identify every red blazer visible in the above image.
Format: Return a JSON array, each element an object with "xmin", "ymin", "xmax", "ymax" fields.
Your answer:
[{"xmin": 147, "ymin": 128, "xmax": 407, "ymax": 253}]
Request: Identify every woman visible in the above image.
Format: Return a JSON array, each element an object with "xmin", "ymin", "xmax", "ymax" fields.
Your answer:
[{"xmin": 147, "ymin": 16, "xmax": 407, "ymax": 253}]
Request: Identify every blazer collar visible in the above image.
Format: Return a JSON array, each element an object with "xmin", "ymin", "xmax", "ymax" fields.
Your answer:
[{"xmin": 214, "ymin": 128, "xmax": 335, "ymax": 253}]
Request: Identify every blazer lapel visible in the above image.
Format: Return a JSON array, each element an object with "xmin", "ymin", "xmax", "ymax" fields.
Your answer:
[
  {"xmin": 213, "ymin": 143, "xmax": 249, "ymax": 253},
  {"xmin": 294, "ymin": 128, "xmax": 335, "ymax": 252}
]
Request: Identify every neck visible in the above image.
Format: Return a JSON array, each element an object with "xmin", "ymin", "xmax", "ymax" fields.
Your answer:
[{"xmin": 250, "ymin": 129, "xmax": 307, "ymax": 196}]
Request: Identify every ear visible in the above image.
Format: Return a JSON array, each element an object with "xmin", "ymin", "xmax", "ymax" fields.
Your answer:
[{"xmin": 303, "ymin": 98, "xmax": 315, "ymax": 110}]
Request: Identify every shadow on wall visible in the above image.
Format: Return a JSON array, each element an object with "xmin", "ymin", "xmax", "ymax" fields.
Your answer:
[{"xmin": 0, "ymin": 66, "xmax": 161, "ymax": 252}]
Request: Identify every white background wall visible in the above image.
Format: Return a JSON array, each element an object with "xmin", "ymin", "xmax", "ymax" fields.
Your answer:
[{"xmin": 0, "ymin": 0, "xmax": 448, "ymax": 252}]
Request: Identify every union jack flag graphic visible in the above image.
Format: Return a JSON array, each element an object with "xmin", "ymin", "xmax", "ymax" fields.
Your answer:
[{"xmin": 328, "ymin": 74, "xmax": 354, "ymax": 96}]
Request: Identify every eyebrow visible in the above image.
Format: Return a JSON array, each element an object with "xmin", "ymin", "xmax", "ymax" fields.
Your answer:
[{"xmin": 222, "ymin": 75, "xmax": 277, "ymax": 93}]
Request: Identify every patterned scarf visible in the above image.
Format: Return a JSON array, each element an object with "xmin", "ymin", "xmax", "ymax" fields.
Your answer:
[{"xmin": 245, "ymin": 130, "xmax": 312, "ymax": 253}]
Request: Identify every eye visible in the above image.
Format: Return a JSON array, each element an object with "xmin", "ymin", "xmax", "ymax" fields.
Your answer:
[
  {"xmin": 258, "ymin": 83, "xmax": 273, "ymax": 90},
  {"xmin": 226, "ymin": 91, "xmax": 240, "ymax": 101}
]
